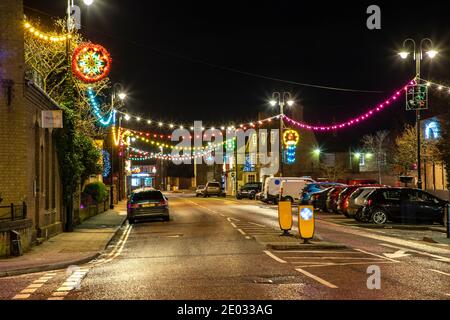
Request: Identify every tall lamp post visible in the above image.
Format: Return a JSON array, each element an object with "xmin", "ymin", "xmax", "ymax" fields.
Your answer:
[
  {"xmin": 270, "ymin": 92, "xmax": 295, "ymax": 177},
  {"xmin": 399, "ymin": 38, "xmax": 438, "ymax": 190},
  {"xmin": 110, "ymin": 83, "xmax": 126, "ymax": 209}
]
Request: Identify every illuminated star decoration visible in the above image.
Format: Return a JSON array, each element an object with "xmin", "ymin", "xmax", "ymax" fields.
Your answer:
[
  {"xmin": 72, "ymin": 43, "xmax": 112, "ymax": 83},
  {"xmin": 283, "ymin": 129, "xmax": 300, "ymax": 164}
]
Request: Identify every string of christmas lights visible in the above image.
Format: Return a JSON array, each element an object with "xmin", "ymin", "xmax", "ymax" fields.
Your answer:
[
  {"xmin": 419, "ymin": 78, "xmax": 450, "ymax": 93},
  {"xmin": 24, "ymin": 21, "xmax": 71, "ymax": 43},
  {"xmin": 128, "ymin": 146, "xmax": 216, "ymax": 161},
  {"xmin": 282, "ymin": 80, "xmax": 415, "ymax": 131},
  {"xmin": 115, "ymin": 110, "xmax": 280, "ymax": 132},
  {"xmin": 86, "ymin": 87, "xmax": 115, "ymax": 126}
]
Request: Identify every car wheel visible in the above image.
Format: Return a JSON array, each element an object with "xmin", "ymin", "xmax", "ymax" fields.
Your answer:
[
  {"xmin": 236, "ymin": 196, "xmax": 242, "ymax": 200},
  {"xmin": 128, "ymin": 218, "xmax": 135, "ymax": 225},
  {"xmin": 203, "ymin": 194, "xmax": 207, "ymax": 198},
  {"xmin": 284, "ymin": 196, "xmax": 294, "ymax": 203},
  {"xmin": 343, "ymin": 212, "xmax": 350, "ymax": 218},
  {"xmin": 248, "ymin": 192, "xmax": 256, "ymax": 200},
  {"xmin": 371, "ymin": 209, "xmax": 387, "ymax": 225}
]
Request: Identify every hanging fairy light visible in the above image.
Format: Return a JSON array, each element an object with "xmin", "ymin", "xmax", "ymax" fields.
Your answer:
[
  {"xmin": 86, "ymin": 87, "xmax": 115, "ymax": 126},
  {"xmin": 24, "ymin": 20, "xmax": 71, "ymax": 43}
]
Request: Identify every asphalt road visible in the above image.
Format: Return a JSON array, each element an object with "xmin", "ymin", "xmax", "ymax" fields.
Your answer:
[{"xmin": 1, "ymin": 193, "xmax": 449, "ymax": 300}]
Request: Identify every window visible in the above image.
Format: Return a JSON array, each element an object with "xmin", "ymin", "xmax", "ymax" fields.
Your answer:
[
  {"xmin": 359, "ymin": 154, "xmax": 365, "ymax": 166},
  {"xmin": 248, "ymin": 175, "xmax": 256, "ymax": 183},
  {"xmin": 252, "ymin": 134, "xmax": 257, "ymax": 146},
  {"xmin": 260, "ymin": 132, "xmax": 266, "ymax": 145},
  {"xmin": 381, "ymin": 190, "xmax": 401, "ymax": 201},
  {"xmin": 131, "ymin": 191, "xmax": 164, "ymax": 202}
]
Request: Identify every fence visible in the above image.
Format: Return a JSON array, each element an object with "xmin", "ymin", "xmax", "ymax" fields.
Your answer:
[
  {"xmin": 0, "ymin": 202, "xmax": 27, "ymax": 222},
  {"xmin": 78, "ymin": 198, "xmax": 109, "ymax": 224}
]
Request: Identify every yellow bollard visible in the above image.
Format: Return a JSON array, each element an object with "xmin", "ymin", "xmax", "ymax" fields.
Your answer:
[
  {"xmin": 298, "ymin": 205, "xmax": 315, "ymax": 243},
  {"xmin": 278, "ymin": 201, "xmax": 293, "ymax": 235}
]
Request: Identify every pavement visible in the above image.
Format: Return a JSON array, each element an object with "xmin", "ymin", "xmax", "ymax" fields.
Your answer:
[{"xmin": 0, "ymin": 202, "xmax": 127, "ymax": 278}]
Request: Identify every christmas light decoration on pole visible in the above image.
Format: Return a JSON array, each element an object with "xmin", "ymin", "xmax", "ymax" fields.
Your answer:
[
  {"xmin": 283, "ymin": 130, "xmax": 300, "ymax": 164},
  {"xmin": 72, "ymin": 43, "xmax": 112, "ymax": 83}
]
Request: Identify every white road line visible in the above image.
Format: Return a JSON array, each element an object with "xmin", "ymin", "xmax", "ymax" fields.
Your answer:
[
  {"xmin": 294, "ymin": 261, "xmax": 398, "ymax": 268},
  {"xmin": 237, "ymin": 229, "xmax": 246, "ymax": 235},
  {"xmin": 263, "ymin": 250, "xmax": 287, "ymax": 263},
  {"xmin": 295, "ymin": 268, "xmax": 338, "ymax": 288},
  {"xmin": 276, "ymin": 250, "xmax": 360, "ymax": 254},
  {"xmin": 230, "ymin": 223, "xmax": 237, "ymax": 228},
  {"xmin": 284, "ymin": 257, "xmax": 384, "ymax": 260},
  {"xmin": 12, "ymin": 294, "xmax": 30, "ymax": 300},
  {"xmin": 248, "ymin": 222, "xmax": 266, "ymax": 227},
  {"xmin": 354, "ymin": 248, "xmax": 400, "ymax": 263},
  {"xmin": 428, "ymin": 269, "xmax": 450, "ymax": 277},
  {"xmin": 245, "ymin": 236, "xmax": 252, "ymax": 240},
  {"xmin": 379, "ymin": 243, "xmax": 450, "ymax": 262}
]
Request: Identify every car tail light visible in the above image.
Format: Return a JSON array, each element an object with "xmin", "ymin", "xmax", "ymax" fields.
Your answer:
[
  {"xmin": 130, "ymin": 203, "xmax": 140, "ymax": 209},
  {"xmin": 344, "ymin": 199, "xmax": 349, "ymax": 208},
  {"xmin": 366, "ymin": 199, "xmax": 373, "ymax": 206},
  {"xmin": 159, "ymin": 200, "xmax": 168, "ymax": 206}
]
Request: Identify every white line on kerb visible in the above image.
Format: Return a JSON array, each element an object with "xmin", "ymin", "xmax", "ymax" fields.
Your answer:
[
  {"xmin": 428, "ymin": 269, "xmax": 450, "ymax": 277},
  {"xmin": 230, "ymin": 223, "xmax": 237, "ymax": 228},
  {"xmin": 295, "ymin": 268, "xmax": 338, "ymax": 289},
  {"xmin": 263, "ymin": 250, "xmax": 287, "ymax": 263}
]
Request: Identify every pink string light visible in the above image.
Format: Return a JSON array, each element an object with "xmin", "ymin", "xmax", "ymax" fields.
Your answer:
[{"xmin": 282, "ymin": 80, "xmax": 414, "ymax": 131}]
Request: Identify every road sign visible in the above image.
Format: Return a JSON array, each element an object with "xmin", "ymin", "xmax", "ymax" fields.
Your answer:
[
  {"xmin": 298, "ymin": 206, "xmax": 315, "ymax": 240},
  {"xmin": 278, "ymin": 201, "xmax": 293, "ymax": 234},
  {"xmin": 406, "ymin": 84, "xmax": 428, "ymax": 110}
]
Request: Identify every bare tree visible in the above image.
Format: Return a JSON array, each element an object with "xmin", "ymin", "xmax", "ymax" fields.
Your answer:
[{"xmin": 361, "ymin": 130, "xmax": 389, "ymax": 184}]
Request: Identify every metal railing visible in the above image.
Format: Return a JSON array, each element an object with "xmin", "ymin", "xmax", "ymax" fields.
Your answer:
[{"xmin": 0, "ymin": 202, "xmax": 27, "ymax": 222}]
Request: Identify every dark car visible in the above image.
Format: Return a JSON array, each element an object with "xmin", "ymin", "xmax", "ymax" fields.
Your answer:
[
  {"xmin": 361, "ymin": 188, "xmax": 447, "ymax": 225},
  {"xmin": 312, "ymin": 187, "xmax": 335, "ymax": 211},
  {"xmin": 301, "ymin": 182, "xmax": 344, "ymax": 204},
  {"xmin": 325, "ymin": 186, "xmax": 347, "ymax": 213},
  {"xmin": 236, "ymin": 182, "xmax": 262, "ymax": 200},
  {"xmin": 202, "ymin": 182, "xmax": 225, "ymax": 197},
  {"xmin": 127, "ymin": 188, "xmax": 169, "ymax": 224}
]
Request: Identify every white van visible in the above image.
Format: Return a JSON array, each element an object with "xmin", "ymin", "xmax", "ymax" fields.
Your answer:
[
  {"xmin": 279, "ymin": 179, "xmax": 316, "ymax": 203},
  {"xmin": 263, "ymin": 177, "xmax": 315, "ymax": 204}
]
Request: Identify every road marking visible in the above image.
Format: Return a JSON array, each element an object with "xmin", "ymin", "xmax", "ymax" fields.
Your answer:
[
  {"xmin": 245, "ymin": 236, "xmax": 252, "ymax": 240},
  {"xmin": 230, "ymin": 222, "xmax": 237, "ymax": 228},
  {"xmin": 295, "ymin": 268, "xmax": 338, "ymax": 288},
  {"xmin": 284, "ymin": 257, "xmax": 384, "ymax": 260},
  {"xmin": 294, "ymin": 261, "xmax": 397, "ymax": 268},
  {"xmin": 428, "ymin": 269, "xmax": 450, "ymax": 277},
  {"xmin": 275, "ymin": 250, "xmax": 361, "ymax": 254},
  {"xmin": 248, "ymin": 222, "xmax": 266, "ymax": 227},
  {"xmin": 263, "ymin": 250, "xmax": 287, "ymax": 263},
  {"xmin": 12, "ymin": 294, "xmax": 31, "ymax": 300},
  {"xmin": 379, "ymin": 243, "xmax": 450, "ymax": 263},
  {"xmin": 354, "ymin": 248, "xmax": 399, "ymax": 263},
  {"xmin": 237, "ymin": 228, "xmax": 246, "ymax": 235}
]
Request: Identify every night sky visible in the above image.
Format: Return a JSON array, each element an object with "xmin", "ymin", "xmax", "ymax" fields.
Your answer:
[{"xmin": 23, "ymin": 0, "xmax": 450, "ymax": 149}]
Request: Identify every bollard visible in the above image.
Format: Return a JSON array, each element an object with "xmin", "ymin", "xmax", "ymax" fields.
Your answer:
[
  {"xmin": 298, "ymin": 206, "xmax": 315, "ymax": 243},
  {"xmin": 278, "ymin": 201, "xmax": 293, "ymax": 236}
]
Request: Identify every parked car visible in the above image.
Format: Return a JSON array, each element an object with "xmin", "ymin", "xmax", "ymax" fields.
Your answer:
[
  {"xmin": 360, "ymin": 188, "xmax": 447, "ymax": 225},
  {"xmin": 301, "ymin": 182, "xmax": 344, "ymax": 204},
  {"xmin": 312, "ymin": 187, "xmax": 335, "ymax": 211},
  {"xmin": 127, "ymin": 188, "xmax": 169, "ymax": 224},
  {"xmin": 347, "ymin": 187, "xmax": 380, "ymax": 220},
  {"xmin": 201, "ymin": 181, "xmax": 225, "ymax": 197},
  {"xmin": 195, "ymin": 185, "xmax": 205, "ymax": 197},
  {"xmin": 347, "ymin": 179, "xmax": 378, "ymax": 185},
  {"xmin": 325, "ymin": 185, "xmax": 348, "ymax": 213},
  {"xmin": 279, "ymin": 178, "xmax": 315, "ymax": 203},
  {"xmin": 262, "ymin": 177, "xmax": 315, "ymax": 204},
  {"xmin": 337, "ymin": 184, "xmax": 385, "ymax": 217},
  {"xmin": 236, "ymin": 182, "xmax": 262, "ymax": 200}
]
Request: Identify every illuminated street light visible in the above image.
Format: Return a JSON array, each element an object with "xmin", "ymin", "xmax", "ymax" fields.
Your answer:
[
  {"xmin": 287, "ymin": 100, "xmax": 295, "ymax": 107},
  {"xmin": 426, "ymin": 50, "xmax": 438, "ymax": 59},
  {"xmin": 269, "ymin": 100, "xmax": 277, "ymax": 107},
  {"xmin": 398, "ymin": 51, "xmax": 409, "ymax": 59},
  {"xmin": 83, "ymin": 0, "xmax": 94, "ymax": 5},
  {"xmin": 118, "ymin": 93, "xmax": 127, "ymax": 100},
  {"xmin": 313, "ymin": 148, "xmax": 321, "ymax": 156}
]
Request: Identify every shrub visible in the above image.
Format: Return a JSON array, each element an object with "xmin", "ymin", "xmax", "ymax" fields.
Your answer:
[{"xmin": 83, "ymin": 182, "xmax": 108, "ymax": 204}]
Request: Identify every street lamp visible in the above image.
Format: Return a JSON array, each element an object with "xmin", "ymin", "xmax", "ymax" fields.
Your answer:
[
  {"xmin": 269, "ymin": 92, "xmax": 294, "ymax": 177},
  {"xmin": 110, "ymin": 83, "xmax": 126, "ymax": 209},
  {"xmin": 83, "ymin": 0, "xmax": 94, "ymax": 5},
  {"xmin": 399, "ymin": 38, "xmax": 438, "ymax": 190}
]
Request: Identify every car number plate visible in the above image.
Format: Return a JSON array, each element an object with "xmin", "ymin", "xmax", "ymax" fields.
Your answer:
[{"xmin": 142, "ymin": 203, "xmax": 156, "ymax": 207}]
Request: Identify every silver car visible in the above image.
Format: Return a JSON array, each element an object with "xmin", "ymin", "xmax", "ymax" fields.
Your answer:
[{"xmin": 347, "ymin": 187, "xmax": 378, "ymax": 217}]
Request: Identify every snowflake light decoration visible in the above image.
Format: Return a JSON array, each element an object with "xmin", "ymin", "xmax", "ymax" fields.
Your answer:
[{"xmin": 72, "ymin": 43, "xmax": 112, "ymax": 83}]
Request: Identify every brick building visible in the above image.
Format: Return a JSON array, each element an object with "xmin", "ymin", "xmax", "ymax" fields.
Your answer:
[{"xmin": 0, "ymin": 0, "xmax": 63, "ymax": 257}]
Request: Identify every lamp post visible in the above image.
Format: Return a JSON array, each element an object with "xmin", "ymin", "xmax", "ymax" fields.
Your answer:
[
  {"xmin": 110, "ymin": 83, "xmax": 126, "ymax": 209},
  {"xmin": 399, "ymin": 38, "xmax": 437, "ymax": 190},
  {"xmin": 270, "ymin": 92, "xmax": 295, "ymax": 177}
]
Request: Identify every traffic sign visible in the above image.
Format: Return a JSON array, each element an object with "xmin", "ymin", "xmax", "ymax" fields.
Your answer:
[
  {"xmin": 278, "ymin": 201, "xmax": 293, "ymax": 234},
  {"xmin": 298, "ymin": 206, "xmax": 315, "ymax": 240}
]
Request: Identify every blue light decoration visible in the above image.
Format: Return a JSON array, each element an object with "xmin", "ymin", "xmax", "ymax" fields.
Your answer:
[
  {"xmin": 283, "ymin": 130, "xmax": 300, "ymax": 164},
  {"xmin": 424, "ymin": 120, "xmax": 440, "ymax": 140},
  {"xmin": 86, "ymin": 87, "xmax": 116, "ymax": 126},
  {"xmin": 243, "ymin": 155, "xmax": 255, "ymax": 172},
  {"xmin": 102, "ymin": 150, "xmax": 111, "ymax": 178}
]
